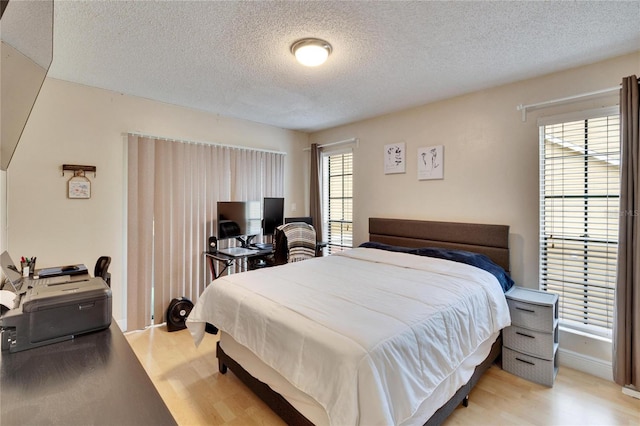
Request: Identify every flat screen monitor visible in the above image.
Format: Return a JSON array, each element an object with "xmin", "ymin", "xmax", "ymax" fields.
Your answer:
[
  {"xmin": 284, "ymin": 216, "xmax": 313, "ymax": 226},
  {"xmin": 263, "ymin": 197, "xmax": 284, "ymax": 235},
  {"xmin": 217, "ymin": 201, "xmax": 261, "ymax": 240}
]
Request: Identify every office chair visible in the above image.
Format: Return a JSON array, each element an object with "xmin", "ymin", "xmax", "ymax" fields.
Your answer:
[
  {"xmin": 94, "ymin": 256, "xmax": 111, "ymax": 287},
  {"xmin": 273, "ymin": 223, "xmax": 317, "ymax": 264}
]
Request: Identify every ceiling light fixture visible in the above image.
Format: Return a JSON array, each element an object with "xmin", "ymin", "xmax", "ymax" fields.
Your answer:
[{"xmin": 291, "ymin": 38, "xmax": 332, "ymax": 67}]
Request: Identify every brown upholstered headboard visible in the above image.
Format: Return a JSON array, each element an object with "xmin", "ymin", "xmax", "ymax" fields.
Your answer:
[{"xmin": 368, "ymin": 218, "xmax": 510, "ymax": 273}]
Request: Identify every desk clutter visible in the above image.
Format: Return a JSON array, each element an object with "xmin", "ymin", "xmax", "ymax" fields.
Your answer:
[
  {"xmin": 37, "ymin": 263, "xmax": 88, "ymax": 278},
  {"xmin": 205, "ymin": 198, "xmax": 325, "ymax": 280},
  {"xmin": 18, "ymin": 256, "xmax": 36, "ymax": 277},
  {"xmin": 0, "ymin": 251, "xmax": 112, "ymax": 353}
]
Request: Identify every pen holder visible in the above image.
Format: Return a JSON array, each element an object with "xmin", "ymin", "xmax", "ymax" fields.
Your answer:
[{"xmin": 21, "ymin": 260, "xmax": 35, "ymax": 277}]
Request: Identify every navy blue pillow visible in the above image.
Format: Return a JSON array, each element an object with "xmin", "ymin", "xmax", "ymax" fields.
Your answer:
[
  {"xmin": 359, "ymin": 241, "xmax": 417, "ymax": 254},
  {"xmin": 359, "ymin": 242, "xmax": 514, "ymax": 292}
]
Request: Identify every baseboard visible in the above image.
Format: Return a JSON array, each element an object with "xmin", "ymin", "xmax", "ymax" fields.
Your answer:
[
  {"xmin": 558, "ymin": 347, "xmax": 612, "ymax": 381},
  {"xmin": 116, "ymin": 318, "xmax": 126, "ymax": 331},
  {"xmin": 622, "ymin": 387, "xmax": 640, "ymax": 399},
  {"xmin": 121, "ymin": 322, "xmax": 167, "ymax": 335}
]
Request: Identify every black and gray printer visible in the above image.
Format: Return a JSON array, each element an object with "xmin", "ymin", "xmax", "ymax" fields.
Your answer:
[{"xmin": 0, "ymin": 251, "xmax": 112, "ymax": 353}]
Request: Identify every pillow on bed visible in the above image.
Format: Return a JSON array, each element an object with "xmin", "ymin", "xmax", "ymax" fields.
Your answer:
[
  {"xmin": 359, "ymin": 241, "xmax": 417, "ymax": 254},
  {"xmin": 359, "ymin": 242, "xmax": 514, "ymax": 292}
]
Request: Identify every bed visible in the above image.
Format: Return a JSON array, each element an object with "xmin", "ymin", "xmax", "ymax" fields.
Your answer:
[{"xmin": 187, "ymin": 218, "xmax": 513, "ymax": 425}]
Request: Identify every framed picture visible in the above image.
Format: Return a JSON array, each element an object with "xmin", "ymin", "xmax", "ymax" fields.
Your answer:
[
  {"xmin": 68, "ymin": 171, "xmax": 91, "ymax": 198},
  {"xmin": 384, "ymin": 142, "xmax": 405, "ymax": 174},
  {"xmin": 417, "ymin": 145, "xmax": 444, "ymax": 180}
]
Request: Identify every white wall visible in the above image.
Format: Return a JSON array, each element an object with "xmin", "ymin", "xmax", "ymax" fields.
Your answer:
[
  {"xmin": 4, "ymin": 52, "xmax": 638, "ymax": 378},
  {"xmin": 5, "ymin": 78, "xmax": 308, "ymax": 327},
  {"xmin": 310, "ymin": 52, "xmax": 640, "ymax": 380},
  {"xmin": 1, "ymin": 170, "xmax": 6, "ymax": 253}
]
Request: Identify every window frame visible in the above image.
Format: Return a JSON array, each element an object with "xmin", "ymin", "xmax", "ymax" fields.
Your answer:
[
  {"xmin": 538, "ymin": 106, "xmax": 620, "ymax": 340},
  {"xmin": 321, "ymin": 147, "xmax": 353, "ymax": 254}
]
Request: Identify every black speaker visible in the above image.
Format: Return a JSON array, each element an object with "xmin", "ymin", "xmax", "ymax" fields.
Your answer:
[
  {"xmin": 166, "ymin": 297, "xmax": 194, "ymax": 332},
  {"xmin": 208, "ymin": 236, "xmax": 218, "ymax": 253}
]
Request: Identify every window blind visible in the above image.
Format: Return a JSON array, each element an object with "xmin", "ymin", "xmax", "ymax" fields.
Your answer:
[
  {"xmin": 127, "ymin": 134, "xmax": 285, "ymax": 330},
  {"xmin": 539, "ymin": 109, "xmax": 620, "ymax": 335},
  {"xmin": 322, "ymin": 151, "xmax": 353, "ymax": 254}
]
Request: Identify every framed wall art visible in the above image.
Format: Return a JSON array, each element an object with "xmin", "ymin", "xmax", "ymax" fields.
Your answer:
[
  {"xmin": 417, "ymin": 145, "xmax": 444, "ymax": 180},
  {"xmin": 68, "ymin": 170, "xmax": 91, "ymax": 198},
  {"xmin": 384, "ymin": 142, "xmax": 405, "ymax": 174}
]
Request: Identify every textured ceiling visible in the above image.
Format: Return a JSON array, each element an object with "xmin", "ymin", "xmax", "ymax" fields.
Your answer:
[
  {"xmin": 1, "ymin": 0, "xmax": 53, "ymax": 68},
  {"xmin": 47, "ymin": 1, "xmax": 640, "ymax": 133}
]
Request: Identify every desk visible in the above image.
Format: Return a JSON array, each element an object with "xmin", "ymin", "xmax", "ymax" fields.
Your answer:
[
  {"xmin": 204, "ymin": 247, "xmax": 273, "ymax": 281},
  {"xmin": 204, "ymin": 242, "xmax": 329, "ymax": 281},
  {"xmin": 0, "ymin": 322, "xmax": 176, "ymax": 426}
]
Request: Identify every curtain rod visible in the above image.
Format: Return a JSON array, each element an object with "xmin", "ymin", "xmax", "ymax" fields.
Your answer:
[
  {"xmin": 127, "ymin": 132, "xmax": 285, "ymax": 155},
  {"xmin": 303, "ymin": 137, "xmax": 359, "ymax": 151},
  {"xmin": 516, "ymin": 85, "xmax": 621, "ymax": 122}
]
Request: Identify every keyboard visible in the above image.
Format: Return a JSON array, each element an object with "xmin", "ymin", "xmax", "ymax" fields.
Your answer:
[{"xmin": 218, "ymin": 247, "xmax": 257, "ymax": 257}]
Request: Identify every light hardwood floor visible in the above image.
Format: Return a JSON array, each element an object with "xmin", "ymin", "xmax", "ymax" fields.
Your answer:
[{"xmin": 125, "ymin": 326, "xmax": 639, "ymax": 426}]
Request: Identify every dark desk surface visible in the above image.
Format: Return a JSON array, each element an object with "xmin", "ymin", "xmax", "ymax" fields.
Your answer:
[
  {"xmin": 0, "ymin": 322, "xmax": 176, "ymax": 426},
  {"xmin": 204, "ymin": 247, "xmax": 273, "ymax": 260},
  {"xmin": 204, "ymin": 248, "xmax": 274, "ymax": 280}
]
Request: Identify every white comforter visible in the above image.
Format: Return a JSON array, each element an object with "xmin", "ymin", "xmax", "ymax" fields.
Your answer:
[{"xmin": 187, "ymin": 248, "xmax": 511, "ymax": 425}]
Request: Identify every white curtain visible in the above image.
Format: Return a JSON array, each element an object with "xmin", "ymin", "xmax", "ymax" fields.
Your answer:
[{"xmin": 127, "ymin": 134, "xmax": 284, "ymax": 331}]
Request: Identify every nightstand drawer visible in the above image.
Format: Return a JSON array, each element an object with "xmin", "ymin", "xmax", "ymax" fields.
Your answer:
[
  {"xmin": 503, "ymin": 325, "xmax": 558, "ymax": 360},
  {"xmin": 503, "ymin": 347, "xmax": 558, "ymax": 387},
  {"xmin": 507, "ymin": 298, "xmax": 556, "ymax": 332}
]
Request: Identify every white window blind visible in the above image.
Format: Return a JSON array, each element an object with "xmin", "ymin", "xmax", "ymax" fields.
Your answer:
[
  {"xmin": 539, "ymin": 107, "xmax": 620, "ymax": 336},
  {"xmin": 322, "ymin": 150, "xmax": 353, "ymax": 253}
]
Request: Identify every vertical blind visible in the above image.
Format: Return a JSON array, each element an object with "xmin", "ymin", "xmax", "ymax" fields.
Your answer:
[
  {"xmin": 127, "ymin": 134, "xmax": 284, "ymax": 331},
  {"xmin": 539, "ymin": 108, "xmax": 620, "ymax": 335},
  {"xmin": 322, "ymin": 150, "xmax": 353, "ymax": 253}
]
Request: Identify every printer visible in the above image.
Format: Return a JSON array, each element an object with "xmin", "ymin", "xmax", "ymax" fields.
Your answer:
[{"xmin": 0, "ymin": 252, "xmax": 112, "ymax": 353}]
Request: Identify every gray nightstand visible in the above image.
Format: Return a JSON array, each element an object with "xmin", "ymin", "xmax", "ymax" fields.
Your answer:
[{"xmin": 502, "ymin": 286, "xmax": 559, "ymax": 387}]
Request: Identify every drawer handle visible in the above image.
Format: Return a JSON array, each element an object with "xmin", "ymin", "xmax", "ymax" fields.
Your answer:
[
  {"xmin": 515, "ymin": 306, "xmax": 536, "ymax": 313},
  {"xmin": 515, "ymin": 357, "xmax": 535, "ymax": 366},
  {"xmin": 516, "ymin": 331, "xmax": 535, "ymax": 339}
]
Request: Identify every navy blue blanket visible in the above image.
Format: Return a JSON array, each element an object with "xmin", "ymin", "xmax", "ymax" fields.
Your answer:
[{"xmin": 359, "ymin": 242, "xmax": 514, "ymax": 292}]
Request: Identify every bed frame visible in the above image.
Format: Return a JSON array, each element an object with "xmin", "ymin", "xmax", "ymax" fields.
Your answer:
[{"xmin": 217, "ymin": 217, "xmax": 510, "ymax": 426}]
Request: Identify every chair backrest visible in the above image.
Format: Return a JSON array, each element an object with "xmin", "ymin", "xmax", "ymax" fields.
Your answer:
[
  {"xmin": 94, "ymin": 256, "xmax": 112, "ymax": 286},
  {"xmin": 275, "ymin": 223, "xmax": 316, "ymax": 263},
  {"xmin": 284, "ymin": 216, "xmax": 313, "ymax": 226}
]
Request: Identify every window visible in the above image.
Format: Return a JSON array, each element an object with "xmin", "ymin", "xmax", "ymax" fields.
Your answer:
[
  {"xmin": 539, "ymin": 107, "xmax": 620, "ymax": 337},
  {"xmin": 322, "ymin": 150, "xmax": 353, "ymax": 253}
]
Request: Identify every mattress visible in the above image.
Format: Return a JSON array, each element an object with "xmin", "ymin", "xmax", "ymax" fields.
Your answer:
[
  {"xmin": 219, "ymin": 330, "xmax": 501, "ymax": 426},
  {"xmin": 187, "ymin": 247, "xmax": 511, "ymax": 425}
]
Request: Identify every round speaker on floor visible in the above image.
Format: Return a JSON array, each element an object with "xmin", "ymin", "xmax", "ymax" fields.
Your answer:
[
  {"xmin": 205, "ymin": 322, "xmax": 218, "ymax": 335},
  {"xmin": 166, "ymin": 297, "xmax": 194, "ymax": 332}
]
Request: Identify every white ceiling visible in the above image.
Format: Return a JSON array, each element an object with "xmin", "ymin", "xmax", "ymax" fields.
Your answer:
[{"xmin": 47, "ymin": 0, "xmax": 640, "ymax": 133}]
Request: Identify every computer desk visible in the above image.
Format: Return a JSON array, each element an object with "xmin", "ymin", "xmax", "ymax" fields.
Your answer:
[
  {"xmin": 0, "ymin": 260, "xmax": 174, "ymax": 425},
  {"xmin": 204, "ymin": 241, "xmax": 329, "ymax": 282},
  {"xmin": 0, "ymin": 321, "xmax": 176, "ymax": 425},
  {"xmin": 203, "ymin": 246, "xmax": 274, "ymax": 281}
]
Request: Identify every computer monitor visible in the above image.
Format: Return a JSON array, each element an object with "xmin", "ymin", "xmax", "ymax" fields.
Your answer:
[
  {"xmin": 263, "ymin": 197, "xmax": 284, "ymax": 235},
  {"xmin": 217, "ymin": 201, "xmax": 261, "ymax": 241},
  {"xmin": 284, "ymin": 216, "xmax": 313, "ymax": 226}
]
